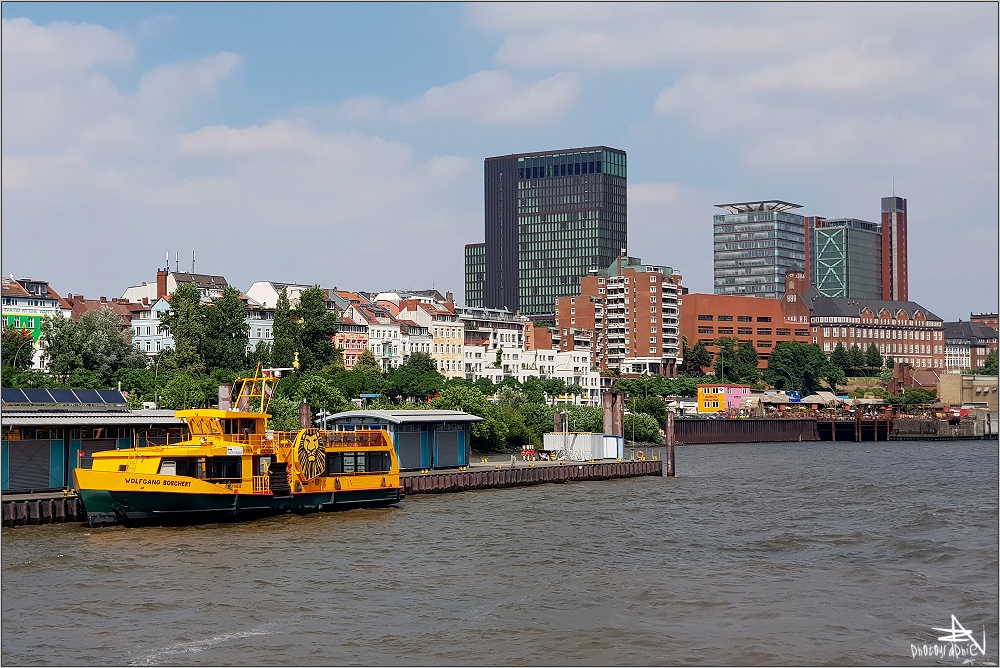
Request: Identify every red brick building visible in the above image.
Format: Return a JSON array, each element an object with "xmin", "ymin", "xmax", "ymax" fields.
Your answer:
[{"xmin": 679, "ymin": 268, "xmax": 812, "ymax": 370}]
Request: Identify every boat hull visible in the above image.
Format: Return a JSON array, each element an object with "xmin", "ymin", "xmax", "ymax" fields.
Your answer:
[{"xmin": 78, "ymin": 487, "xmax": 404, "ymax": 527}]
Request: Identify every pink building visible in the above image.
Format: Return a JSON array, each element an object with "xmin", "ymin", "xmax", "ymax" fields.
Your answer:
[{"xmin": 696, "ymin": 384, "xmax": 753, "ymax": 413}]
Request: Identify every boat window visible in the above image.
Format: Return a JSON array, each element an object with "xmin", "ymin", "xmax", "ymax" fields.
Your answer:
[
  {"xmin": 171, "ymin": 457, "xmax": 206, "ymax": 478},
  {"xmin": 206, "ymin": 457, "xmax": 242, "ymax": 481},
  {"xmin": 222, "ymin": 419, "xmax": 258, "ymax": 435},
  {"xmin": 255, "ymin": 455, "xmax": 272, "ymax": 476},
  {"xmin": 325, "ymin": 452, "xmax": 391, "ymax": 474},
  {"xmin": 159, "ymin": 460, "xmax": 177, "ymax": 476}
]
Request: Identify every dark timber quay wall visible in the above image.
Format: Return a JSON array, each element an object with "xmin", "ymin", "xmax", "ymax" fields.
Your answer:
[
  {"xmin": 2, "ymin": 495, "xmax": 87, "ymax": 527},
  {"xmin": 674, "ymin": 418, "xmax": 819, "ymax": 444},
  {"xmin": 402, "ymin": 460, "xmax": 663, "ymax": 495}
]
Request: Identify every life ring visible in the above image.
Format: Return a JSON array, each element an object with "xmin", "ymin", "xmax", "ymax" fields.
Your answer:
[{"xmin": 636, "ymin": 451, "xmax": 646, "ymax": 461}]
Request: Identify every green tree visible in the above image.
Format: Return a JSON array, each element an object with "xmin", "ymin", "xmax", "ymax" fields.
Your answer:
[
  {"xmin": 271, "ymin": 288, "xmax": 296, "ymax": 369},
  {"xmin": 431, "ymin": 384, "xmax": 508, "ymax": 450},
  {"xmin": 712, "ymin": 337, "xmax": 740, "ymax": 382},
  {"xmin": 353, "ymin": 349, "xmax": 383, "ymax": 375},
  {"xmin": 267, "ymin": 395, "xmax": 302, "ymax": 431},
  {"xmin": 41, "ymin": 308, "xmax": 148, "ymax": 385},
  {"xmin": 520, "ymin": 376, "xmax": 546, "ymax": 403},
  {"xmin": 292, "ymin": 373, "xmax": 351, "ymax": 417},
  {"xmin": 765, "ymin": 341, "xmax": 842, "ymax": 396},
  {"xmin": 386, "ymin": 352, "xmax": 444, "ymax": 401},
  {"xmin": 829, "ymin": 342, "xmax": 851, "ymax": 374},
  {"xmin": 2, "ymin": 324, "xmax": 35, "ymax": 369},
  {"xmin": 977, "ymin": 349, "xmax": 998, "ymax": 376},
  {"xmin": 518, "ymin": 402, "xmax": 556, "ymax": 441},
  {"xmin": 542, "ymin": 377, "xmax": 567, "ymax": 402},
  {"xmin": 735, "ymin": 341, "xmax": 761, "ymax": 384},
  {"xmin": 848, "ymin": 344, "xmax": 866, "ymax": 375},
  {"xmin": 889, "ymin": 388, "xmax": 937, "ymax": 406},
  {"xmin": 667, "ymin": 376, "xmax": 699, "ymax": 397},
  {"xmin": 294, "ymin": 285, "xmax": 339, "ymax": 372},
  {"xmin": 628, "ymin": 396, "xmax": 668, "ymax": 425},
  {"xmin": 201, "ymin": 286, "xmax": 249, "ymax": 373},
  {"xmin": 624, "ymin": 412, "xmax": 663, "ymax": 444},
  {"xmin": 561, "ymin": 404, "xmax": 604, "ymax": 433},
  {"xmin": 865, "ymin": 344, "xmax": 884, "ymax": 371},
  {"xmin": 158, "ymin": 283, "xmax": 207, "ymax": 376},
  {"xmin": 248, "ymin": 340, "xmax": 272, "ymax": 369},
  {"xmin": 495, "ymin": 384, "xmax": 527, "ymax": 408},
  {"xmin": 473, "ymin": 376, "xmax": 497, "ymax": 397},
  {"xmin": 686, "ymin": 340, "xmax": 713, "ymax": 376},
  {"xmin": 160, "ymin": 373, "xmax": 208, "ymax": 409}
]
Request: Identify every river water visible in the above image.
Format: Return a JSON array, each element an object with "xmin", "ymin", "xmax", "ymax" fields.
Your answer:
[{"xmin": 2, "ymin": 440, "xmax": 997, "ymax": 666}]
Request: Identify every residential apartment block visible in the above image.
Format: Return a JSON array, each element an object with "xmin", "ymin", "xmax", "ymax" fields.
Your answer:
[
  {"xmin": 1, "ymin": 277, "xmax": 71, "ymax": 368},
  {"xmin": 944, "ymin": 320, "xmax": 998, "ymax": 371},
  {"xmin": 555, "ymin": 254, "xmax": 682, "ymax": 376}
]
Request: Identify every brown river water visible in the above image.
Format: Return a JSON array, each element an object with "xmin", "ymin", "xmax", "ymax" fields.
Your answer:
[{"xmin": 2, "ymin": 440, "xmax": 997, "ymax": 666}]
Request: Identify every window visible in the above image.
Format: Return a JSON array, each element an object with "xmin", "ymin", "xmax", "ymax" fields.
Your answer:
[
  {"xmin": 756, "ymin": 317, "xmax": 771, "ymax": 322},
  {"xmin": 697, "ymin": 315, "xmax": 713, "ymax": 321},
  {"xmin": 757, "ymin": 329, "xmax": 772, "ymax": 336},
  {"xmin": 717, "ymin": 315, "xmax": 733, "ymax": 321},
  {"xmin": 738, "ymin": 327, "xmax": 753, "ymax": 335},
  {"xmin": 738, "ymin": 316, "xmax": 752, "ymax": 322},
  {"xmin": 718, "ymin": 327, "xmax": 733, "ymax": 334}
]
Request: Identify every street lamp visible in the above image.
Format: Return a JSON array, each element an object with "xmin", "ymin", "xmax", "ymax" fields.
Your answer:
[{"xmin": 12, "ymin": 334, "xmax": 35, "ymax": 369}]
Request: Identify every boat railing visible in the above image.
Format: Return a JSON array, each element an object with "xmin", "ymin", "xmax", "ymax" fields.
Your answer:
[{"xmin": 251, "ymin": 476, "xmax": 271, "ymax": 494}]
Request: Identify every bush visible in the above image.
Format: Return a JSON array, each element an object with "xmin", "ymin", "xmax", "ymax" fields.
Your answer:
[{"xmin": 624, "ymin": 413, "xmax": 663, "ymax": 444}]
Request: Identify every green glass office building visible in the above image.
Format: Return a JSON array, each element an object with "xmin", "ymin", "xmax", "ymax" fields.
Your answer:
[
  {"xmin": 808, "ymin": 218, "xmax": 883, "ymax": 299},
  {"xmin": 465, "ymin": 146, "xmax": 627, "ymax": 315}
]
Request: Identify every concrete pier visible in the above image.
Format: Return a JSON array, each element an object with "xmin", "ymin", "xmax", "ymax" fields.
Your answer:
[{"xmin": 400, "ymin": 459, "xmax": 662, "ymax": 495}]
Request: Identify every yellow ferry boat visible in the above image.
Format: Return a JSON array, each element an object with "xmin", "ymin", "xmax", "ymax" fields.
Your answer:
[{"xmin": 72, "ymin": 367, "xmax": 403, "ymax": 526}]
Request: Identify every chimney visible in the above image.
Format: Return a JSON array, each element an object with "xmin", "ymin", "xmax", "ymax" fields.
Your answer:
[
  {"xmin": 157, "ymin": 269, "xmax": 168, "ymax": 299},
  {"xmin": 445, "ymin": 291, "xmax": 454, "ymax": 305},
  {"xmin": 142, "ymin": 297, "xmax": 149, "ymax": 306},
  {"xmin": 100, "ymin": 296, "xmax": 107, "ymax": 303}
]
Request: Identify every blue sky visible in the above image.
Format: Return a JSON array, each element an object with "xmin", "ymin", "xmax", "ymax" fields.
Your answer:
[{"xmin": 2, "ymin": 2, "xmax": 997, "ymax": 320}]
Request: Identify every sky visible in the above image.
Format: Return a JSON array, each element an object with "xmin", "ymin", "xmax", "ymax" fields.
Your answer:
[{"xmin": 2, "ymin": 2, "xmax": 997, "ymax": 321}]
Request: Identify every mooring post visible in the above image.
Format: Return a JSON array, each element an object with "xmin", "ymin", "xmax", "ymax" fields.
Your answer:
[
  {"xmin": 855, "ymin": 409, "xmax": 862, "ymax": 442},
  {"xmin": 666, "ymin": 412, "xmax": 676, "ymax": 477}
]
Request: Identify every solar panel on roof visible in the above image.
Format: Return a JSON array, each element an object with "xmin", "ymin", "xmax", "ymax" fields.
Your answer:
[
  {"xmin": 97, "ymin": 390, "xmax": 127, "ymax": 404},
  {"xmin": 73, "ymin": 389, "xmax": 103, "ymax": 404},
  {"xmin": 1, "ymin": 388, "xmax": 29, "ymax": 404},
  {"xmin": 48, "ymin": 389, "xmax": 82, "ymax": 404},
  {"xmin": 23, "ymin": 388, "xmax": 55, "ymax": 403}
]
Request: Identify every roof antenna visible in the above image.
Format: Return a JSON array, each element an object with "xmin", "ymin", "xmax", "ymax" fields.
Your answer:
[
  {"xmin": 192, "ymin": 250, "xmax": 196, "ymax": 274},
  {"xmin": 892, "ymin": 178, "xmax": 895, "ymax": 197},
  {"xmin": 165, "ymin": 251, "xmax": 169, "ymax": 271},
  {"xmin": 175, "ymin": 252, "xmax": 179, "ymax": 273}
]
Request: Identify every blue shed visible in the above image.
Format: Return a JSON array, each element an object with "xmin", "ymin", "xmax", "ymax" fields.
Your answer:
[{"xmin": 326, "ymin": 410, "xmax": 481, "ymax": 470}]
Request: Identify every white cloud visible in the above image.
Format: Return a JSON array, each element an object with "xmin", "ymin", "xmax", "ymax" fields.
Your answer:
[
  {"xmin": 1, "ymin": 17, "xmax": 134, "ymax": 82},
  {"xmin": 136, "ymin": 52, "xmax": 242, "ymax": 114},
  {"xmin": 329, "ymin": 71, "xmax": 581, "ymax": 126},
  {"xmin": 2, "ymin": 151, "xmax": 88, "ymax": 192}
]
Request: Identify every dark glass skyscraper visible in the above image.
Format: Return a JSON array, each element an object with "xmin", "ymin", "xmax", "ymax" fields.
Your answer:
[{"xmin": 466, "ymin": 146, "xmax": 628, "ymax": 315}]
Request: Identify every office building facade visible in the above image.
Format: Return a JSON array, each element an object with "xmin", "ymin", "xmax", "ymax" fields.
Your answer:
[
  {"xmin": 808, "ymin": 218, "xmax": 883, "ymax": 299},
  {"xmin": 469, "ymin": 146, "xmax": 628, "ymax": 316},
  {"xmin": 881, "ymin": 196, "xmax": 908, "ymax": 301},
  {"xmin": 714, "ymin": 200, "xmax": 806, "ymax": 300},
  {"xmin": 464, "ymin": 243, "xmax": 486, "ymax": 309}
]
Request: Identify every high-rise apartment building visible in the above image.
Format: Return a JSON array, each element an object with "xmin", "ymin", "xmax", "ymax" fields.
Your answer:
[
  {"xmin": 881, "ymin": 196, "xmax": 908, "ymax": 301},
  {"xmin": 466, "ymin": 146, "xmax": 628, "ymax": 316},
  {"xmin": 714, "ymin": 200, "xmax": 806, "ymax": 299},
  {"xmin": 555, "ymin": 254, "xmax": 682, "ymax": 376},
  {"xmin": 808, "ymin": 218, "xmax": 883, "ymax": 299}
]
